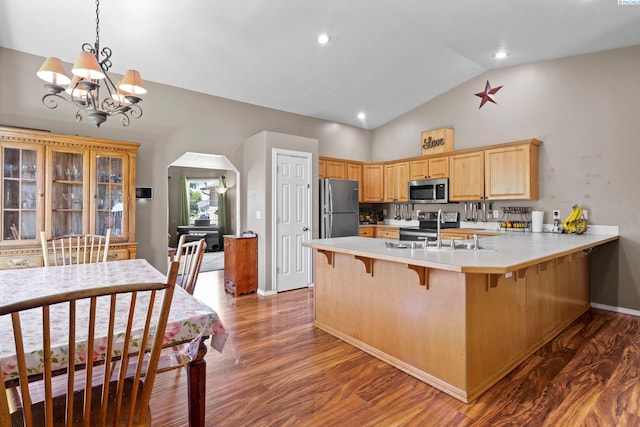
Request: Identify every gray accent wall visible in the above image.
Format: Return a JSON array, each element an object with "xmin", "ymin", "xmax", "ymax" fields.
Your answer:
[{"xmin": 371, "ymin": 45, "xmax": 640, "ymax": 311}]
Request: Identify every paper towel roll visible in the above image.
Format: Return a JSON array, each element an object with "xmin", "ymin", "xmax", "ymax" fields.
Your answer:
[{"xmin": 532, "ymin": 211, "xmax": 544, "ymax": 232}]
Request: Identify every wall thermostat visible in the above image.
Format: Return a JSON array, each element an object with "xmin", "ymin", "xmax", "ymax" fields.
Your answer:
[{"xmin": 135, "ymin": 187, "xmax": 153, "ymax": 199}]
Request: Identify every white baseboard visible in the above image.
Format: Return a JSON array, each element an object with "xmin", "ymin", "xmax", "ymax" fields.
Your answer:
[
  {"xmin": 258, "ymin": 289, "xmax": 277, "ymax": 297},
  {"xmin": 591, "ymin": 302, "xmax": 640, "ymax": 317}
]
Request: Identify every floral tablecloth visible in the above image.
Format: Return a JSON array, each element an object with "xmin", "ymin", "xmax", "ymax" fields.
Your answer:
[{"xmin": 0, "ymin": 259, "xmax": 227, "ymax": 380}]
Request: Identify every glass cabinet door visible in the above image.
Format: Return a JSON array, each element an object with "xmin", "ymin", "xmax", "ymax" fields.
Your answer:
[
  {"xmin": 2, "ymin": 146, "xmax": 42, "ymax": 242},
  {"xmin": 50, "ymin": 150, "xmax": 86, "ymax": 237},
  {"xmin": 94, "ymin": 154, "xmax": 127, "ymax": 239}
]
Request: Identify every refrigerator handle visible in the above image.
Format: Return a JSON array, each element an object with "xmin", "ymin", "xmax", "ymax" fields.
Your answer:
[
  {"xmin": 327, "ymin": 182, "xmax": 333, "ymax": 214},
  {"xmin": 328, "ymin": 214, "xmax": 333, "ymax": 238}
]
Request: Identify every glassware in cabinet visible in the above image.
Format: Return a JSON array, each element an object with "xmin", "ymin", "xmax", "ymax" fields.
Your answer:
[
  {"xmin": 2, "ymin": 146, "xmax": 42, "ymax": 242},
  {"xmin": 94, "ymin": 155, "xmax": 126, "ymax": 238},
  {"xmin": 50, "ymin": 150, "xmax": 86, "ymax": 238}
]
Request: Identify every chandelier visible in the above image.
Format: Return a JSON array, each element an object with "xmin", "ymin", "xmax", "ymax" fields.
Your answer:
[{"xmin": 36, "ymin": 0, "xmax": 146, "ymax": 127}]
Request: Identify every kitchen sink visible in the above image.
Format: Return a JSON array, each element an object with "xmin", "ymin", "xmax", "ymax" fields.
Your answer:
[{"xmin": 384, "ymin": 240, "xmax": 495, "ymax": 251}]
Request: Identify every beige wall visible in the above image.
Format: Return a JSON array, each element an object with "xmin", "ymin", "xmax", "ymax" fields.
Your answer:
[
  {"xmin": 372, "ymin": 45, "xmax": 640, "ymax": 311},
  {"xmin": 0, "ymin": 47, "xmax": 370, "ymax": 271},
  {"xmin": 243, "ymin": 131, "xmax": 319, "ymax": 293}
]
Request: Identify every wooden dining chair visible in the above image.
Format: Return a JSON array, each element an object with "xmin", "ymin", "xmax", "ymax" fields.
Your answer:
[
  {"xmin": 0, "ymin": 262, "xmax": 180, "ymax": 427},
  {"xmin": 174, "ymin": 235, "xmax": 207, "ymax": 295},
  {"xmin": 41, "ymin": 229, "xmax": 112, "ymax": 266},
  {"xmin": 156, "ymin": 237, "xmax": 206, "ymax": 373}
]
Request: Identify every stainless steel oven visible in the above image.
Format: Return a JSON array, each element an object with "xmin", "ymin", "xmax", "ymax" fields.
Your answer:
[{"xmin": 399, "ymin": 211, "xmax": 459, "ymax": 241}]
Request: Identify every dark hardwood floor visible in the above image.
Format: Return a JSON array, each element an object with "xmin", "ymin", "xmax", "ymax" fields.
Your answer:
[{"xmin": 150, "ymin": 270, "xmax": 640, "ymax": 426}]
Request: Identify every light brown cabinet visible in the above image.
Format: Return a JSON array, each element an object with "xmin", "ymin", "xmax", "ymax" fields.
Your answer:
[
  {"xmin": 0, "ymin": 126, "xmax": 138, "ymax": 270},
  {"xmin": 383, "ymin": 161, "xmax": 409, "ymax": 202},
  {"xmin": 224, "ymin": 235, "xmax": 258, "ymax": 296},
  {"xmin": 449, "ymin": 151, "xmax": 485, "ymax": 201},
  {"xmin": 374, "ymin": 226, "xmax": 399, "ymax": 239},
  {"xmin": 324, "ymin": 160, "xmax": 346, "ymax": 179},
  {"xmin": 346, "ymin": 163, "xmax": 363, "ymax": 202},
  {"xmin": 409, "ymin": 156, "xmax": 449, "ymax": 180},
  {"xmin": 484, "ymin": 142, "xmax": 540, "ymax": 200},
  {"xmin": 358, "ymin": 226, "xmax": 374, "ymax": 238},
  {"xmin": 318, "ymin": 158, "xmax": 326, "ymax": 179},
  {"xmin": 449, "ymin": 140, "xmax": 541, "ymax": 201},
  {"xmin": 362, "ymin": 164, "xmax": 384, "ymax": 202}
]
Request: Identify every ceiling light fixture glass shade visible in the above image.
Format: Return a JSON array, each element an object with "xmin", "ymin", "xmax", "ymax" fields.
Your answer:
[{"xmin": 36, "ymin": 0, "xmax": 146, "ymax": 127}]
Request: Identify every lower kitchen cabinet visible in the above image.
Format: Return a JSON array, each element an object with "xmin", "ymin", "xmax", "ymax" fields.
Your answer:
[
  {"xmin": 359, "ymin": 226, "xmax": 374, "ymax": 238},
  {"xmin": 224, "ymin": 235, "xmax": 258, "ymax": 296},
  {"xmin": 375, "ymin": 226, "xmax": 399, "ymax": 239}
]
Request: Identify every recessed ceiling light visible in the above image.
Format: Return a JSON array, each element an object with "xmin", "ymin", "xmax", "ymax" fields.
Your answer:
[
  {"xmin": 318, "ymin": 33, "xmax": 330, "ymax": 45},
  {"xmin": 494, "ymin": 51, "xmax": 509, "ymax": 59},
  {"xmin": 357, "ymin": 112, "xmax": 366, "ymax": 120}
]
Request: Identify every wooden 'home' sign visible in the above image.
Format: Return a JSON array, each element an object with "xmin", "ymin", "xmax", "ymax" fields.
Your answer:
[{"xmin": 421, "ymin": 128, "xmax": 454, "ymax": 156}]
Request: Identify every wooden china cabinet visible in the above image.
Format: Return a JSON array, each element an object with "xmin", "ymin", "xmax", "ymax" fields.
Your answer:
[{"xmin": 0, "ymin": 126, "xmax": 139, "ymax": 270}]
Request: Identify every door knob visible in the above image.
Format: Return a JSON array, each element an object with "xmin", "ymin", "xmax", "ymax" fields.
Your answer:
[{"xmin": 302, "ymin": 227, "xmax": 309, "ymax": 231}]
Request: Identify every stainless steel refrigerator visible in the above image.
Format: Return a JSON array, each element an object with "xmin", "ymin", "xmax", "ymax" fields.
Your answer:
[{"xmin": 320, "ymin": 178, "xmax": 359, "ymax": 238}]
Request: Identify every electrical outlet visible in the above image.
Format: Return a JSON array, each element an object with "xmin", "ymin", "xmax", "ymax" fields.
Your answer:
[
  {"xmin": 553, "ymin": 210, "xmax": 560, "ymax": 219},
  {"xmin": 582, "ymin": 209, "xmax": 588, "ymax": 220},
  {"xmin": 493, "ymin": 209, "xmax": 500, "ymax": 218}
]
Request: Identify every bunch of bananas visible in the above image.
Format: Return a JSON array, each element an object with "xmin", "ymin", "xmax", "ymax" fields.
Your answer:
[{"xmin": 562, "ymin": 204, "xmax": 588, "ymax": 234}]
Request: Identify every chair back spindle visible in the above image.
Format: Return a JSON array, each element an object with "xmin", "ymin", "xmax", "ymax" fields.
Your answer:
[{"xmin": 41, "ymin": 230, "xmax": 112, "ymax": 267}]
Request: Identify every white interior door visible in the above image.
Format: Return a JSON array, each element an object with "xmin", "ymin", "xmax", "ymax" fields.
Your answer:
[{"xmin": 274, "ymin": 150, "xmax": 311, "ymax": 292}]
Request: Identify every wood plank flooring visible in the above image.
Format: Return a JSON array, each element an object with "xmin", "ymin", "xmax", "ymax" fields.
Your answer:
[{"xmin": 149, "ymin": 270, "xmax": 640, "ymax": 426}]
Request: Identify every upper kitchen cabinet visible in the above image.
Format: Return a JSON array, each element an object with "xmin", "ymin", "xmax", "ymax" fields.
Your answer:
[
  {"xmin": 0, "ymin": 126, "xmax": 139, "ymax": 269},
  {"xmin": 383, "ymin": 161, "xmax": 409, "ymax": 202},
  {"xmin": 484, "ymin": 140, "xmax": 541, "ymax": 200},
  {"xmin": 362, "ymin": 163, "xmax": 384, "ymax": 202},
  {"xmin": 449, "ymin": 139, "xmax": 542, "ymax": 201},
  {"xmin": 409, "ymin": 156, "xmax": 449, "ymax": 180},
  {"xmin": 449, "ymin": 151, "xmax": 485, "ymax": 201},
  {"xmin": 346, "ymin": 162, "xmax": 363, "ymax": 202},
  {"xmin": 324, "ymin": 159, "xmax": 346, "ymax": 179},
  {"xmin": 318, "ymin": 158, "xmax": 326, "ymax": 179}
]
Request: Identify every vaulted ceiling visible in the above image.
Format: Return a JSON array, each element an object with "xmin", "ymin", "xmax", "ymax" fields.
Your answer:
[{"xmin": 2, "ymin": 0, "xmax": 640, "ymax": 129}]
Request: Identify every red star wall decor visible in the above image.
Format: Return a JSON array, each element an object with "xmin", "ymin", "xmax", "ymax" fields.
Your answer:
[{"xmin": 474, "ymin": 80, "xmax": 503, "ymax": 108}]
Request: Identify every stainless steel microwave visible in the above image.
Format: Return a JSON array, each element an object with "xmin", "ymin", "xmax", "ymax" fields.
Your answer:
[{"xmin": 408, "ymin": 178, "xmax": 449, "ymax": 204}]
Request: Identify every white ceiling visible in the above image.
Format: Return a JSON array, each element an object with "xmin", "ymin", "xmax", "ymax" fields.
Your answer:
[{"xmin": 2, "ymin": 0, "xmax": 640, "ymax": 129}]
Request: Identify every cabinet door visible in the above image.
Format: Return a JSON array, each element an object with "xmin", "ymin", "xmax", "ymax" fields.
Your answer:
[
  {"xmin": 318, "ymin": 159, "xmax": 326, "ymax": 179},
  {"xmin": 347, "ymin": 163, "xmax": 362, "ymax": 202},
  {"xmin": 92, "ymin": 152, "xmax": 130, "ymax": 240},
  {"xmin": 362, "ymin": 164, "xmax": 384, "ymax": 202},
  {"xmin": 325, "ymin": 160, "xmax": 346, "ymax": 179},
  {"xmin": 1, "ymin": 143, "xmax": 44, "ymax": 244},
  {"xmin": 47, "ymin": 147, "xmax": 89, "ymax": 237},
  {"xmin": 449, "ymin": 151, "xmax": 485, "ymax": 201},
  {"xmin": 383, "ymin": 164, "xmax": 396, "ymax": 202},
  {"xmin": 396, "ymin": 161, "xmax": 409, "ymax": 202},
  {"xmin": 428, "ymin": 156, "xmax": 449, "ymax": 178},
  {"xmin": 485, "ymin": 144, "xmax": 537, "ymax": 200},
  {"xmin": 409, "ymin": 159, "xmax": 429, "ymax": 180}
]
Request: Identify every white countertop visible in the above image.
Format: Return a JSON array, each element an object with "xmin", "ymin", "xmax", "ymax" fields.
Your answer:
[{"xmin": 305, "ymin": 231, "xmax": 619, "ymax": 274}]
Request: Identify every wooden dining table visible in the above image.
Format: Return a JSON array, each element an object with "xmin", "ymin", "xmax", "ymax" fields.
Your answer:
[{"xmin": 0, "ymin": 258, "xmax": 227, "ymax": 427}]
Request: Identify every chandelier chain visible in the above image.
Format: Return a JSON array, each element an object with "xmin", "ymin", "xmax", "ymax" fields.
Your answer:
[{"xmin": 95, "ymin": 0, "xmax": 100, "ymax": 46}]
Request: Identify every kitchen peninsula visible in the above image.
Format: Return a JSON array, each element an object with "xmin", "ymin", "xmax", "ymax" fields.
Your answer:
[{"xmin": 305, "ymin": 231, "xmax": 618, "ymax": 403}]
